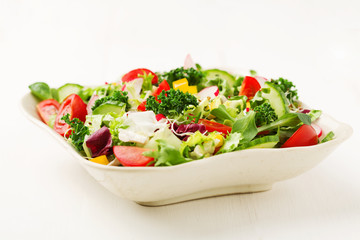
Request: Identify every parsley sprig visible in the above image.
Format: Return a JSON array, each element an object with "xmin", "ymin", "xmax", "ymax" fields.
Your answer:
[
  {"xmin": 61, "ymin": 114, "xmax": 89, "ymax": 152},
  {"xmin": 161, "ymin": 67, "xmax": 204, "ymax": 87},
  {"xmin": 145, "ymin": 89, "xmax": 198, "ymax": 117}
]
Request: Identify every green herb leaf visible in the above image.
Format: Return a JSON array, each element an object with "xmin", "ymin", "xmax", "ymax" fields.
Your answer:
[
  {"xmin": 321, "ymin": 131, "xmax": 335, "ymax": 143},
  {"xmin": 143, "ymin": 140, "xmax": 189, "ymax": 166},
  {"xmin": 29, "ymin": 82, "xmax": 52, "ymax": 101},
  {"xmin": 231, "ymin": 111, "xmax": 258, "ymax": 143},
  {"xmin": 161, "ymin": 67, "xmax": 204, "ymax": 87},
  {"xmin": 61, "ymin": 114, "xmax": 90, "ymax": 152},
  {"xmin": 210, "ymin": 105, "xmax": 235, "ymax": 123},
  {"xmin": 145, "ymin": 89, "xmax": 198, "ymax": 117}
]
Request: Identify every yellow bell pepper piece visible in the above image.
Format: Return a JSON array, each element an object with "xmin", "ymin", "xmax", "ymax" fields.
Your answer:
[
  {"xmin": 187, "ymin": 86, "xmax": 198, "ymax": 94},
  {"xmin": 214, "ymin": 134, "xmax": 224, "ymax": 148},
  {"xmin": 90, "ymin": 155, "xmax": 109, "ymax": 165},
  {"xmin": 173, "ymin": 78, "xmax": 189, "ymax": 92}
]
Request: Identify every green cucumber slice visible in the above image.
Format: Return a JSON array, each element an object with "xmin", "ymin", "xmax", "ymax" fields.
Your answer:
[
  {"xmin": 261, "ymin": 82, "xmax": 289, "ymax": 118},
  {"xmin": 58, "ymin": 83, "xmax": 84, "ymax": 103},
  {"xmin": 238, "ymin": 134, "xmax": 279, "ymax": 150},
  {"xmin": 203, "ymin": 69, "xmax": 236, "ymax": 86},
  {"xmin": 92, "ymin": 104, "xmax": 126, "ymax": 115}
]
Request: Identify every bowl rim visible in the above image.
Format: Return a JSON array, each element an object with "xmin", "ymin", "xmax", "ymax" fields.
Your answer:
[{"xmin": 20, "ymin": 92, "xmax": 353, "ymax": 172}]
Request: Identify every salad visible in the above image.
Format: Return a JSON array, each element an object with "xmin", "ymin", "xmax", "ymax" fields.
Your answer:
[{"xmin": 29, "ymin": 55, "xmax": 335, "ymax": 167}]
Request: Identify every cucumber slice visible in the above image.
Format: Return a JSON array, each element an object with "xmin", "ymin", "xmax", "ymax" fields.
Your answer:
[
  {"xmin": 203, "ymin": 69, "xmax": 236, "ymax": 86},
  {"xmin": 58, "ymin": 83, "xmax": 84, "ymax": 103},
  {"xmin": 261, "ymin": 82, "xmax": 289, "ymax": 118},
  {"xmin": 92, "ymin": 104, "xmax": 126, "ymax": 115},
  {"xmin": 238, "ymin": 134, "xmax": 279, "ymax": 150}
]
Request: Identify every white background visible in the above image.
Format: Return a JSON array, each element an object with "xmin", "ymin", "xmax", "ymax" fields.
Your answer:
[{"xmin": 1, "ymin": 0, "xmax": 360, "ymax": 239}]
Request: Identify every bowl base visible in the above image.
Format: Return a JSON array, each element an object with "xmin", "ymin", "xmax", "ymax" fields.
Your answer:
[{"xmin": 136, "ymin": 184, "xmax": 273, "ymax": 206}]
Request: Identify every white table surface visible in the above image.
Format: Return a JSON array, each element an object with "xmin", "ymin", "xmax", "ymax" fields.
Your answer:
[{"xmin": 1, "ymin": 1, "xmax": 359, "ymax": 239}]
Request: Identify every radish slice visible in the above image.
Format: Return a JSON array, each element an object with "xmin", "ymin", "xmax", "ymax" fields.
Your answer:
[
  {"xmin": 184, "ymin": 54, "xmax": 196, "ymax": 69},
  {"xmin": 86, "ymin": 93, "xmax": 99, "ymax": 115},
  {"xmin": 197, "ymin": 86, "xmax": 219, "ymax": 100},
  {"xmin": 255, "ymin": 76, "xmax": 268, "ymax": 88},
  {"xmin": 311, "ymin": 123, "xmax": 322, "ymax": 138}
]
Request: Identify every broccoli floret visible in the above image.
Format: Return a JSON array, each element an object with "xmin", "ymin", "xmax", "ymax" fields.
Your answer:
[
  {"xmin": 92, "ymin": 91, "xmax": 131, "ymax": 112},
  {"xmin": 145, "ymin": 89, "xmax": 198, "ymax": 117},
  {"xmin": 271, "ymin": 78, "xmax": 298, "ymax": 104},
  {"xmin": 161, "ymin": 67, "xmax": 204, "ymax": 87},
  {"xmin": 253, "ymin": 102, "xmax": 278, "ymax": 126}
]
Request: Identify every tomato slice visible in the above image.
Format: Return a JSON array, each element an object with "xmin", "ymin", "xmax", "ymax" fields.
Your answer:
[
  {"xmin": 122, "ymin": 68, "xmax": 159, "ymax": 85},
  {"xmin": 198, "ymin": 119, "xmax": 232, "ymax": 135},
  {"xmin": 281, "ymin": 124, "xmax": 318, "ymax": 148},
  {"xmin": 113, "ymin": 146, "xmax": 154, "ymax": 167},
  {"xmin": 36, "ymin": 99, "xmax": 60, "ymax": 125},
  {"xmin": 54, "ymin": 94, "xmax": 87, "ymax": 136},
  {"xmin": 137, "ymin": 100, "xmax": 147, "ymax": 111},
  {"xmin": 239, "ymin": 76, "xmax": 261, "ymax": 99},
  {"xmin": 152, "ymin": 80, "xmax": 170, "ymax": 98}
]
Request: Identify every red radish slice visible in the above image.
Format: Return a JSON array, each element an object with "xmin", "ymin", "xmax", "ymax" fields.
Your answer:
[
  {"xmin": 255, "ymin": 76, "xmax": 268, "ymax": 88},
  {"xmin": 86, "ymin": 94, "xmax": 99, "ymax": 115},
  {"xmin": 311, "ymin": 123, "xmax": 322, "ymax": 137},
  {"xmin": 184, "ymin": 54, "xmax": 196, "ymax": 69},
  {"xmin": 197, "ymin": 86, "xmax": 219, "ymax": 100}
]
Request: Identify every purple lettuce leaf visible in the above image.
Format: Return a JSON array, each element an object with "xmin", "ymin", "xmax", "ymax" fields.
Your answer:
[
  {"xmin": 86, "ymin": 126, "xmax": 112, "ymax": 157},
  {"xmin": 172, "ymin": 123, "xmax": 206, "ymax": 141}
]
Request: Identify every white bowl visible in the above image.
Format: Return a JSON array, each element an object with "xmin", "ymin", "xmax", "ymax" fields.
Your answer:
[{"xmin": 20, "ymin": 93, "xmax": 353, "ymax": 206}]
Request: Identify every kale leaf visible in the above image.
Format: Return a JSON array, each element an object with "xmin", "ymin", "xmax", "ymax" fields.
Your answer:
[
  {"xmin": 161, "ymin": 67, "xmax": 204, "ymax": 87},
  {"xmin": 145, "ymin": 89, "xmax": 198, "ymax": 117},
  {"xmin": 61, "ymin": 114, "xmax": 90, "ymax": 152}
]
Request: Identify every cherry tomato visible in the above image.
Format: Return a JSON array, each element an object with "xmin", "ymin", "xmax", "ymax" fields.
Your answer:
[
  {"xmin": 198, "ymin": 119, "xmax": 232, "ymax": 135},
  {"xmin": 54, "ymin": 94, "xmax": 87, "ymax": 136},
  {"xmin": 113, "ymin": 146, "xmax": 154, "ymax": 167},
  {"xmin": 239, "ymin": 76, "xmax": 261, "ymax": 99},
  {"xmin": 36, "ymin": 99, "xmax": 60, "ymax": 125},
  {"xmin": 122, "ymin": 68, "xmax": 158, "ymax": 85},
  {"xmin": 281, "ymin": 124, "xmax": 318, "ymax": 148}
]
